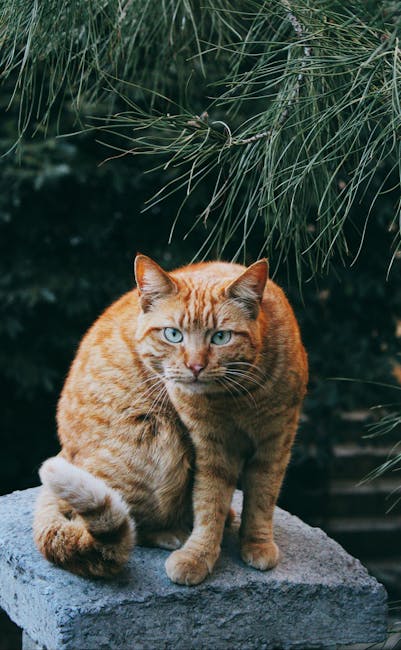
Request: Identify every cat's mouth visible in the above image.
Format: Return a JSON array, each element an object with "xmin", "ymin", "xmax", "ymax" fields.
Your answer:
[
  {"xmin": 166, "ymin": 375, "xmax": 217, "ymax": 391},
  {"xmin": 164, "ymin": 369, "xmax": 228, "ymax": 391},
  {"xmin": 174, "ymin": 376, "xmax": 209, "ymax": 385},
  {"xmin": 172, "ymin": 378, "xmax": 219, "ymax": 395}
]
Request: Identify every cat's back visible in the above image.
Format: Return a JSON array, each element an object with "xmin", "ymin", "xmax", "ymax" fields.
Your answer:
[
  {"xmin": 69, "ymin": 288, "xmax": 140, "ymax": 366},
  {"xmin": 57, "ymin": 289, "xmax": 142, "ymax": 434}
]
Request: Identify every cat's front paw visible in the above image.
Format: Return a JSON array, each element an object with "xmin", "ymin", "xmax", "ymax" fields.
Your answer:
[
  {"xmin": 241, "ymin": 539, "xmax": 279, "ymax": 571},
  {"xmin": 165, "ymin": 548, "xmax": 212, "ymax": 586}
]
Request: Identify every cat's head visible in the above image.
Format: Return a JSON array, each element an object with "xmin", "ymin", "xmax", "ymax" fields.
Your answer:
[{"xmin": 134, "ymin": 255, "xmax": 268, "ymax": 394}]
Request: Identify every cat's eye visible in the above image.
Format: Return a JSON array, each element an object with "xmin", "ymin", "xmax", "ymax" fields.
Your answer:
[
  {"xmin": 163, "ymin": 327, "xmax": 183, "ymax": 344},
  {"xmin": 211, "ymin": 330, "xmax": 232, "ymax": 345}
]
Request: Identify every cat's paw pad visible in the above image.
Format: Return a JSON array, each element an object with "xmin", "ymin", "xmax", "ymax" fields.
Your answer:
[
  {"xmin": 241, "ymin": 540, "xmax": 280, "ymax": 571},
  {"xmin": 165, "ymin": 549, "xmax": 211, "ymax": 586}
]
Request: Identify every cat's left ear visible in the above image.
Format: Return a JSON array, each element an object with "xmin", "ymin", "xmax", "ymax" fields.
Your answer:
[
  {"xmin": 134, "ymin": 254, "xmax": 177, "ymax": 312},
  {"xmin": 225, "ymin": 259, "xmax": 269, "ymax": 318}
]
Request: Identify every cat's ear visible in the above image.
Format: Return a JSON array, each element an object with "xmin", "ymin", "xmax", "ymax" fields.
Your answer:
[
  {"xmin": 134, "ymin": 254, "xmax": 177, "ymax": 312},
  {"xmin": 225, "ymin": 259, "xmax": 269, "ymax": 318}
]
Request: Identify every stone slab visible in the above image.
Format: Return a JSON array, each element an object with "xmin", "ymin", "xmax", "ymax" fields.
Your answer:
[{"xmin": 0, "ymin": 488, "xmax": 387, "ymax": 650}]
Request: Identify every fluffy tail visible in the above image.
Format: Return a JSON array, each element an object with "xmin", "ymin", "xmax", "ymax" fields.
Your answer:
[{"xmin": 34, "ymin": 456, "xmax": 135, "ymax": 578}]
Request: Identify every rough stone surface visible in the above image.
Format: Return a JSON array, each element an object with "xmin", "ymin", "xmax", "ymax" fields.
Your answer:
[{"xmin": 0, "ymin": 488, "xmax": 387, "ymax": 650}]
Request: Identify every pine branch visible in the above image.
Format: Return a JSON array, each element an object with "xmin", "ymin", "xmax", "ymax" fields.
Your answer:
[
  {"xmin": 100, "ymin": 1, "xmax": 401, "ymax": 272},
  {"xmin": 1, "ymin": 0, "xmax": 400, "ymax": 273},
  {"xmin": 0, "ymin": 0, "xmax": 237, "ymax": 134}
]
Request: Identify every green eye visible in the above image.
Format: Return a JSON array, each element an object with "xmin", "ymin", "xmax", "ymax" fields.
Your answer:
[
  {"xmin": 211, "ymin": 330, "xmax": 232, "ymax": 345},
  {"xmin": 163, "ymin": 327, "xmax": 183, "ymax": 344}
]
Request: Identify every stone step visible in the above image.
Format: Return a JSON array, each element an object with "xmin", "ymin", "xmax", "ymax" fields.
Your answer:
[
  {"xmin": 327, "ymin": 477, "xmax": 401, "ymax": 517},
  {"xmin": 321, "ymin": 515, "xmax": 401, "ymax": 558},
  {"xmin": 331, "ymin": 411, "xmax": 401, "ymax": 446},
  {"xmin": 330, "ymin": 444, "xmax": 401, "ymax": 481}
]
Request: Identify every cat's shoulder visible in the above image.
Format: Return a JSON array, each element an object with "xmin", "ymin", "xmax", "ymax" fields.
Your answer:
[{"xmin": 83, "ymin": 290, "xmax": 139, "ymax": 342}]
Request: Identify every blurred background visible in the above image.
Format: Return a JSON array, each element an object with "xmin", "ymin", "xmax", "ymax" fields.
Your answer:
[{"xmin": 0, "ymin": 2, "xmax": 400, "ymax": 647}]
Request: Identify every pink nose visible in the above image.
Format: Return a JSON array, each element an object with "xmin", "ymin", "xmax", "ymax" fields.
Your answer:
[{"xmin": 187, "ymin": 363, "xmax": 204, "ymax": 378}]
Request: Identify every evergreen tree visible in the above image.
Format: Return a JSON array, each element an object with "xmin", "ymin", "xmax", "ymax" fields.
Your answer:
[{"xmin": 1, "ymin": 0, "xmax": 400, "ymax": 272}]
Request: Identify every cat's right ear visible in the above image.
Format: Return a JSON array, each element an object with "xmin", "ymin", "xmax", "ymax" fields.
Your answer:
[
  {"xmin": 134, "ymin": 254, "xmax": 177, "ymax": 312},
  {"xmin": 225, "ymin": 259, "xmax": 269, "ymax": 318}
]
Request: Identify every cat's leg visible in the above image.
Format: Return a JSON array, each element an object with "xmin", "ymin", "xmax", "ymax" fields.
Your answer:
[
  {"xmin": 138, "ymin": 504, "xmax": 233, "ymax": 551},
  {"xmin": 240, "ymin": 408, "xmax": 300, "ymax": 570},
  {"xmin": 165, "ymin": 441, "xmax": 240, "ymax": 586},
  {"xmin": 140, "ymin": 507, "xmax": 234, "ymax": 552}
]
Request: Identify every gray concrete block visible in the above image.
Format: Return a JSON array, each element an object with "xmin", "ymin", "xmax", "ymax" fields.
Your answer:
[
  {"xmin": 0, "ymin": 488, "xmax": 387, "ymax": 650},
  {"xmin": 22, "ymin": 631, "xmax": 45, "ymax": 650}
]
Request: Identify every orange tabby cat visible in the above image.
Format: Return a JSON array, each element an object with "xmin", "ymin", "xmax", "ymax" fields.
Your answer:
[{"xmin": 34, "ymin": 255, "xmax": 308, "ymax": 585}]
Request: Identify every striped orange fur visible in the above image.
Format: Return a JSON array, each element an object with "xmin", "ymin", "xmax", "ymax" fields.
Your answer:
[{"xmin": 34, "ymin": 255, "xmax": 308, "ymax": 584}]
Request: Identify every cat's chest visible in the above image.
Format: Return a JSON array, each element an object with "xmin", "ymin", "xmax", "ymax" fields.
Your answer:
[{"xmin": 168, "ymin": 386, "xmax": 261, "ymax": 437}]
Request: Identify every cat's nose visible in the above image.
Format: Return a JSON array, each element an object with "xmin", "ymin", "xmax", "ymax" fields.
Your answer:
[{"xmin": 187, "ymin": 363, "xmax": 204, "ymax": 378}]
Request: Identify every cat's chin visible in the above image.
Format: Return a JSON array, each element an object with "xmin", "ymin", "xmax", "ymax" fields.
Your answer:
[{"xmin": 169, "ymin": 379, "xmax": 221, "ymax": 394}]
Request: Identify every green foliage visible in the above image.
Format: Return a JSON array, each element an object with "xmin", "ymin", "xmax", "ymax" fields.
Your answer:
[
  {"xmin": 100, "ymin": 0, "xmax": 401, "ymax": 273},
  {"xmin": 0, "ymin": 0, "xmax": 233, "ymax": 136},
  {"xmin": 361, "ymin": 385, "xmax": 401, "ymax": 508},
  {"xmin": 1, "ymin": 0, "xmax": 400, "ymax": 273}
]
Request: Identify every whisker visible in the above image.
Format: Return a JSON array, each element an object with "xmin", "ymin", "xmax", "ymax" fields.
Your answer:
[
  {"xmin": 216, "ymin": 377, "xmax": 241, "ymax": 404},
  {"xmin": 227, "ymin": 361, "xmax": 265, "ymax": 371},
  {"xmin": 156, "ymin": 387, "xmax": 170, "ymax": 420},
  {"xmin": 226, "ymin": 362, "xmax": 267, "ymax": 380},
  {"xmin": 115, "ymin": 380, "xmax": 163, "ymax": 424},
  {"xmin": 224, "ymin": 369, "xmax": 266, "ymax": 390},
  {"xmin": 142, "ymin": 384, "xmax": 169, "ymax": 422},
  {"xmin": 130, "ymin": 378, "xmax": 167, "ymax": 412},
  {"xmin": 133, "ymin": 378, "xmax": 165, "ymax": 403},
  {"xmin": 138, "ymin": 376, "xmax": 165, "ymax": 387},
  {"xmin": 223, "ymin": 375, "xmax": 257, "ymax": 408}
]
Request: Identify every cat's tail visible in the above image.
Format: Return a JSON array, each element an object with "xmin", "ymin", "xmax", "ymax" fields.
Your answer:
[{"xmin": 33, "ymin": 456, "xmax": 136, "ymax": 578}]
